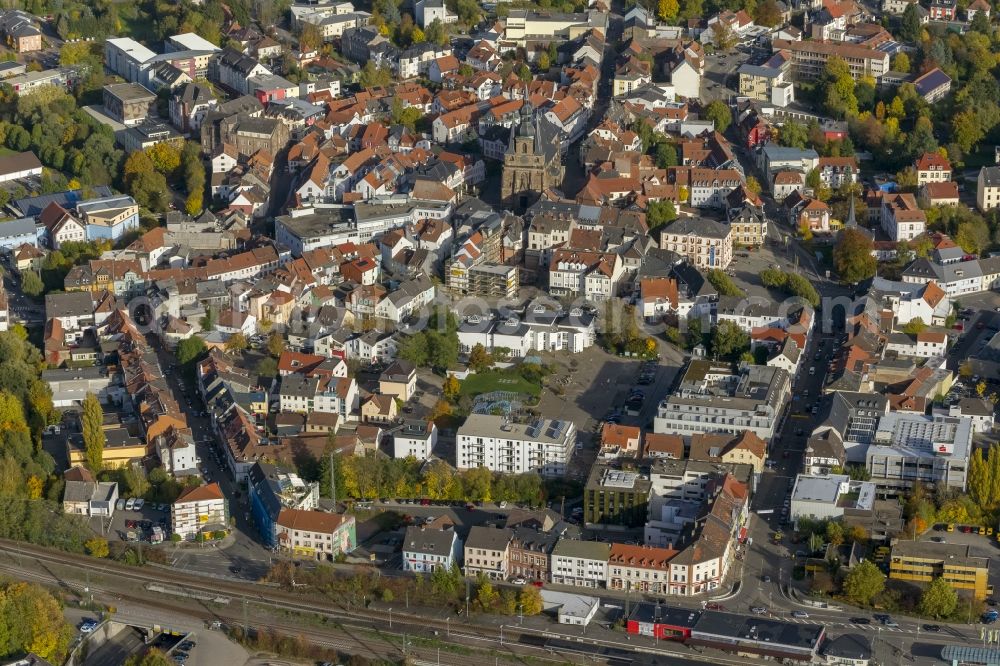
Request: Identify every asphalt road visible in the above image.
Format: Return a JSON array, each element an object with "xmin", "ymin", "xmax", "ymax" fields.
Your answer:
[{"xmin": 82, "ymin": 626, "xmax": 145, "ymax": 666}]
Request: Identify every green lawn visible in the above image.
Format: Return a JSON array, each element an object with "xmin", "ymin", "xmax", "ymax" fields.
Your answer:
[
  {"xmin": 0, "ymin": 146, "xmax": 16, "ymax": 157},
  {"xmin": 459, "ymin": 370, "xmax": 541, "ymax": 398}
]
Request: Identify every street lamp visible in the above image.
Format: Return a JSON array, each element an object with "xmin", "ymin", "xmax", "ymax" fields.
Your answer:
[
  {"xmin": 388, "ymin": 607, "xmax": 393, "ymax": 629},
  {"xmin": 500, "ymin": 624, "xmax": 504, "ymax": 646}
]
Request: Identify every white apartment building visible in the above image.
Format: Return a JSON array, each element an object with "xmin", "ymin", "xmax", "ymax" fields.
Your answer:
[
  {"xmin": 393, "ymin": 420, "xmax": 438, "ymax": 460},
  {"xmin": 653, "ymin": 361, "xmax": 791, "ymax": 441},
  {"xmin": 171, "ymin": 483, "xmax": 228, "ymax": 540},
  {"xmin": 550, "ymin": 540, "xmax": 611, "ymax": 589},
  {"xmin": 456, "ymin": 414, "xmax": 576, "ymax": 477},
  {"xmin": 456, "ymin": 307, "xmax": 596, "ymax": 357}
]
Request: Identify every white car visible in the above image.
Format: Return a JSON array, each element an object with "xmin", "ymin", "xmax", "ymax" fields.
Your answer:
[
  {"xmin": 80, "ymin": 621, "xmax": 98, "ymax": 634},
  {"xmin": 512, "ymin": 577, "xmax": 527, "ymax": 585},
  {"xmin": 125, "ymin": 498, "xmax": 136, "ymax": 511},
  {"xmin": 133, "ymin": 498, "xmax": 145, "ymax": 510}
]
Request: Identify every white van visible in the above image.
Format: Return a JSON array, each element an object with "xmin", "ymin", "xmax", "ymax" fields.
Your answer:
[{"xmin": 809, "ymin": 367, "xmax": 816, "ymax": 376}]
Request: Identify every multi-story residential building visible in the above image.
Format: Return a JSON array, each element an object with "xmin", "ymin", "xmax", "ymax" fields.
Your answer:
[
  {"xmin": 247, "ymin": 462, "xmax": 320, "ymax": 548},
  {"xmin": 866, "ymin": 413, "xmax": 972, "ymax": 494},
  {"xmin": 402, "ymin": 524, "xmax": 462, "ymax": 573},
  {"xmin": 658, "ymin": 217, "xmax": 733, "ymax": 269},
  {"xmin": 607, "ymin": 542, "xmax": 677, "ymax": 594},
  {"xmin": 171, "ymin": 482, "xmax": 228, "ymax": 541},
  {"xmin": 889, "ymin": 541, "xmax": 991, "ymax": 600},
  {"xmin": 881, "ymin": 192, "xmax": 926, "ymax": 241},
  {"xmin": 456, "ymin": 414, "xmax": 576, "ymax": 477},
  {"xmin": 170, "ymin": 82, "xmax": 219, "ymax": 135},
  {"xmin": 392, "ymin": 420, "xmax": 437, "ymax": 460},
  {"xmin": 548, "ymin": 249, "xmax": 625, "ymax": 301},
  {"xmin": 727, "ymin": 205, "xmax": 767, "ymax": 247},
  {"xmin": 977, "ymin": 166, "xmax": 1000, "ymax": 212},
  {"xmin": 915, "ymin": 152, "xmax": 951, "ymax": 185},
  {"xmin": 653, "ymin": 361, "xmax": 791, "ymax": 441},
  {"xmin": 278, "ymin": 374, "xmax": 358, "ymax": 422},
  {"xmin": 464, "ymin": 525, "xmax": 514, "ymax": 579},
  {"xmin": 274, "ymin": 509, "xmax": 356, "ymax": 561},
  {"xmin": 550, "ymin": 540, "xmax": 611, "ymax": 588},
  {"xmin": 77, "ymin": 195, "xmax": 141, "ymax": 242},
  {"xmin": 0, "ymin": 10, "xmax": 42, "ymax": 52},
  {"xmin": 736, "ymin": 63, "xmax": 794, "ymax": 107},
  {"xmin": 583, "ymin": 464, "xmax": 652, "ymax": 527},
  {"xmin": 771, "ymin": 39, "xmax": 889, "ymax": 81},
  {"xmin": 817, "ymin": 156, "xmax": 858, "ymax": 189},
  {"xmin": 508, "ymin": 527, "xmax": 559, "ymax": 582}
]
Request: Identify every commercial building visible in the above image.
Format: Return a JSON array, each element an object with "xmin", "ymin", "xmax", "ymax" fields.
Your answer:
[
  {"xmin": 865, "ymin": 413, "xmax": 972, "ymax": 493},
  {"xmin": 653, "ymin": 361, "xmax": 791, "ymax": 441},
  {"xmin": 607, "ymin": 542, "xmax": 678, "ymax": 594},
  {"xmin": 789, "ymin": 473, "xmax": 876, "ymax": 524},
  {"xmin": 0, "ymin": 151, "xmax": 42, "ymax": 183},
  {"xmin": 456, "ymin": 414, "xmax": 576, "ymax": 477},
  {"xmin": 889, "ymin": 541, "xmax": 992, "ymax": 600},
  {"xmin": 63, "ymin": 478, "xmax": 118, "ymax": 517},
  {"xmin": 626, "ymin": 604, "xmax": 702, "ymax": 641},
  {"xmin": 549, "ymin": 539, "xmax": 611, "ymax": 588},
  {"xmin": 688, "ymin": 610, "xmax": 826, "ymax": 662},
  {"xmin": 583, "ymin": 464, "xmax": 651, "ymax": 527}
]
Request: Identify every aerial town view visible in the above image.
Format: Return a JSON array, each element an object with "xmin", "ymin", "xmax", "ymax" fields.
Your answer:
[{"xmin": 0, "ymin": 0, "xmax": 1000, "ymax": 664}]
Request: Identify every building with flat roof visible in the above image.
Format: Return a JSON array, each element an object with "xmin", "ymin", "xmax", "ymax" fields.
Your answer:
[
  {"xmin": 540, "ymin": 590, "xmax": 600, "ymax": 626},
  {"xmin": 653, "ymin": 360, "xmax": 791, "ymax": 441},
  {"xmin": 626, "ymin": 603, "xmax": 702, "ymax": 641},
  {"xmin": 583, "ymin": 463, "xmax": 651, "ymax": 527},
  {"xmin": 789, "ymin": 473, "xmax": 876, "ymax": 524},
  {"xmin": 550, "ymin": 539, "xmax": 611, "ymax": 588},
  {"xmin": 102, "ymin": 83, "xmax": 156, "ymax": 126},
  {"xmin": 865, "ymin": 413, "xmax": 972, "ymax": 493},
  {"xmin": 456, "ymin": 413, "xmax": 576, "ymax": 477},
  {"xmin": 889, "ymin": 541, "xmax": 992, "ymax": 600},
  {"xmin": 689, "ymin": 610, "xmax": 826, "ymax": 661}
]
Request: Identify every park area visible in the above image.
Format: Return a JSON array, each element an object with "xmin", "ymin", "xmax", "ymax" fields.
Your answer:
[{"xmin": 459, "ymin": 369, "xmax": 541, "ymax": 398}]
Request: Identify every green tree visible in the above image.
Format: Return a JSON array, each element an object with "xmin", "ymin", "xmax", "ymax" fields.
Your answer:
[
  {"xmin": 20, "ymin": 270, "xmax": 43, "ymax": 297},
  {"xmin": 703, "ymin": 99, "xmax": 731, "ymax": 134},
  {"xmin": 900, "ymin": 3, "xmax": 922, "ymax": 42},
  {"xmin": 658, "ymin": 0, "xmax": 680, "ymax": 22},
  {"xmin": 760, "ymin": 267, "xmax": 787, "ymax": 288},
  {"xmin": 81, "ymin": 392, "xmax": 104, "ymax": 472},
  {"xmin": 754, "ymin": 0, "xmax": 784, "ymax": 26},
  {"xmin": 779, "ymin": 120, "xmax": 809, "ymax": 149},
  {"xmin": 706, "ymin": 269, "xmax": 744, "ymax": 296},
  {"xmin": 468, "ymin": 344, "xmax": 493, "ymax": 372},
  {"xmin": 518, "ymin": 586, "xmax": 544, "ymax": 615},
  {"xmin": 647, "ymin": 199, "xmax": 678, "ymax": 230},
  {"xmin": 224, "ymin": 332, "xmax": 248, "ymax": 353},
  {"xmin": 537, "ymin": 52, "xmax": 550, "ymax": 71},
  {"xmin": 711, "ymin": 321, "xmax": 750, "ymax": 360},
  {"xmin": 969, "ymin": 447, "xmax": 988, "ymax": 506},
  {"xmin": 745, "ymin": 175, "xmax": 762, "ymax": 196},
  {"xmin": 893, "ymin": 52, "xmax": 911, "ymax": 73},
  {"xmin": 655, "ymin": 141, "xmax": 678, "ymax": 168},
  {"xmin": 901, "ymin": 318, "xmax": 927, "ymax": 335},
  {"xmin": 84, "ymin": 537, "xmax": 109, "ymax": 558},
  {"xmin": 475, "ymin": 577, "xmax": 498, "ymax": 609},
  {"xmin": 956, "ymin": 219, "xmax": 990, "ymax": 255},
  {"xmin": 842, "ymin": 560, "xmax": 885, "ymax": 605},
  {"xmin": 267, "ymin": 332, "xmax": 285, "ymax": 358},
  {"xmin": 257, "ymin": 357, "xmax": 278, "ymax": 378},
  {"xmin": 399, "ymin": 332, "xmax": 430, "ymax": 367},
  {"xmin": 833, "ymin": 228, "xmax": 877, "ymax": 283},
  {"xmin": 176, "ymin": 337, "xmax": 207, "ymax": 366},
  {"xmin": 919, "ymin": 577, "xmax": 958, "ymax": 618},
  {"xmin": 806, "ymin": 168, "xmax": 821, "ymax": 190},
  {"xmin": 425, "ymin": 19, "xmax": 449, "ymax": 46},
  {"xmin": 988, "ymin": 444, "xmax": 1000, "ymax": 507},
  {"xmin": 517, "ymin": 63, "xmax": 531, "ymax": 82},
  {"xmin": 825, "ymin": 521, "xmax": 844, "ymax": 546}
]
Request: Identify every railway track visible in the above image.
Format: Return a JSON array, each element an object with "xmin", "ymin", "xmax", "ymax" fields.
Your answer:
[{"xmin": 0, "ymin": 539, "xmax": 743, "ymax": 666}]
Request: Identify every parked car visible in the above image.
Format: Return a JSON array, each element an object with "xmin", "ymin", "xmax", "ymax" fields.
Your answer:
[
  {"xmin": 791, "ymin": 611, "xmax": 809, "ymax": 619},
  {"xmin": 923, "ymin": 624, "xmax": 940, "ymax": 632},
  {"xmin": 850, "ymin": 617, "xmax": 870, "ymax": 625},
  {"xmin": 79, "ymin": 620, "xmax": 98, "ymax": 634},
  {"xmin": 116, "ymin": 499, "xmax": 126, "ymax": 511},
  {"xmin": 751, "ymin": 607, "xmax": 767, "ymax": 615},
  {"xmin": 512, "ymin": 577, "xmax": 526, "ymax": 585},
  {"xmin": 133, "ymin": 499, "xmax": 145, "ymax": 510},
  {"xmin": 125, "ymin": 498, "xmax": 136, "ymax": 511}
]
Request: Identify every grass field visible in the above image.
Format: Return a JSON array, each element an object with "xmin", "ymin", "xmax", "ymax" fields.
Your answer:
[{"xmin": 459, "ymin": 370, "xmax": 541, "ymax": 397}]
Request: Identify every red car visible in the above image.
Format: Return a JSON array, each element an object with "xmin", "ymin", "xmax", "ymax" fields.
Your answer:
[
  {"xmin": 420, "ymin": 499, "xmax": 430, "ymax": 506},
  {"xmin": 531, "ymin": 581, "xmax": 544, "ymax": 588}
]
